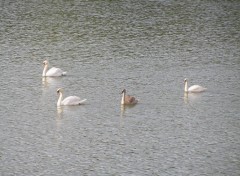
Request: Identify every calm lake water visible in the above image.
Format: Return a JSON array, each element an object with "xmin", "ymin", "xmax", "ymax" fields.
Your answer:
[{"xmin": 0, "ymin": 0, "xmax": 239, "ymax": 175}]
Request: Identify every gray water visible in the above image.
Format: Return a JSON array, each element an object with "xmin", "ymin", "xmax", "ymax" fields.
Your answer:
[{"xmin": 0, "ymin": 0, "xmax": 239, "ymax": 175}]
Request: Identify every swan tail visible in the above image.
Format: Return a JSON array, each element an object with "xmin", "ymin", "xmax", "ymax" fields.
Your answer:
[
  {"xmin": 79, "ymin": 99, "xmax": 87, "ymax": 104},
  {"xmin": 62, "ymin": 72, "xmax": 67, "ymax": 76}
]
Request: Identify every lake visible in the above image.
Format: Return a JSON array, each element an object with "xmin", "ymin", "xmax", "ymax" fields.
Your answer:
[{"xmin": 0, "ymin": 0, "xmax": 239, "ymax": 175}]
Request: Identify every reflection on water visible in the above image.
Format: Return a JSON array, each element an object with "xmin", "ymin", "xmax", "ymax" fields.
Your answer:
[
  {"xmin": 119, "ymin": 105, "xmax": 126, "ymax": 127},
  {"xmin": 56, "ymin": 105, "xmax": 83, "ymax": 116},
  {"xmin": 183, "ymin": 92, "xmax": 206, "ymax": 113},
  {"xmin": 42, "ymin": 77, "xmax": 63, "ymax": 88},
  {"xmin": 55, "ymin": 107, "xmax": 64, "ymax": 131},
  {"xmin": 120, "ymin": 104, "xmax": 137, "ymax": 117},
  {"xmin": 184, "ymin": 92, "xmax": 189, "ymax": 104},
  {"xmin": 42, "ymin": 77, "xmax": 48, "ymax": 87},
  {"xmin": 56, "ymin": 105, "xmax": 86, "ymax": 129},
  {"xmin": 0, "ymin": 0, "xmax": 239, "ymax": 176},
  {"xmin": 184, "ymin": 92, "xmax": 204, "ymax": 104},
  {"xmin": 57, "ymin": 106, "xmax": 64, "ymax": 119},
  {"xmin": 120, "ymin": 104, "xmax": 138, "ymax": 127},
  {"xmin": 120, "ymin": 105, "xmax": 126, "ymax": 118}
]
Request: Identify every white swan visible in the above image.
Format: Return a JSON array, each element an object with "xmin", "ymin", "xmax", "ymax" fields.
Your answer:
[
  {"xmin": 184, "ymin": 78, "xmax": 207, "ymax": 93},
  {"xmin": 57, "ymin": 88, "xmax": 87, "ymax": 106},
  {"xmin": 121, "ymin": 89, "xmax": 138, "ymax": 105},
  {"xmin": 42, "ymin": 60, "xmax": 67, "ymax": 77}
]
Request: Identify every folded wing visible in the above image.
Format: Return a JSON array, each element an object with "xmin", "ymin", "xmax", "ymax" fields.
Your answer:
[
  {"xmin": 62, "ymin": 96, "xmax": 86, "ymax": 105},
  {"xmin": 46, "ymin": 67, "xmax": 64, "ymax": 77}
]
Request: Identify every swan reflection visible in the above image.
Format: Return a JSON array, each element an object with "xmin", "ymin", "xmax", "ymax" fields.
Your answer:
[
  {"xmin": 120, "ymin": 105, "xmax": 126, "ymax": 118},
  {"xmin": 57, "ymin": 106, "xmax": 64, "ymax": 118},
  {"xmin": 120, "ymin": 104, "xmax": 137, "ymax": 117},
  {"xmin": 119, "ymin": 104, "xmax": 138, "ymax": 127},
  {"xmin": 184, "ymin": 92, "xmax": 189, "ymax": 104},
  {"xmin": 42, "ymin": 77, "xmax": 48, "ymax": 87},
  {"xmin": 55, "ymin": 107, "xmax": 64, "ymax": 130},
  {"xmin": 42, "ymin": 77, "xmax": 63, "ymax": 88},
  {"xmin": 184, "ymin": 92, "xmax": 202, "ymax": 104},
  {"xmin": 119, "ymin": 105, "xmax": 126, "ymax": 127}
]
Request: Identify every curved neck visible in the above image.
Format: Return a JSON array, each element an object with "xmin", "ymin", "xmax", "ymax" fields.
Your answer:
[
  {"xmin": 121, "ymin": 92, "xmax": 125, "ymax": 105},
  {"xmin": 42, "ymin": 64, "xmax": 48, "ymax": 76},
  {"xmin": 184, "ymin": 81, "xmax": 188, "ymax": 92},
  {"xmin": 57, "ymin": 92, "xmax": 63, "ymax": 106}
]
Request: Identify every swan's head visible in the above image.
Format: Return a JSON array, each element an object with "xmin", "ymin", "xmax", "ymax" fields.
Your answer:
[
  {"xmin": 43, "ymin": 60, "xmax": 49, "ymax": 66},
  {"xmin": 121, "ymin": 89, "xmax": 126, "ymax": 94},
  {"xmin": 184, "ymin": 78, "xmax": 188, "ymax": 92},
  {"xmin": 57, "ymin": 88, "xmax": 63, "ymax": 94}
]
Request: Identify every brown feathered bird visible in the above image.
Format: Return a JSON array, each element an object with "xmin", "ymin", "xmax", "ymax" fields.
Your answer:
[{"xmin": 121, "ymin": 89, "xmax": 138, "ymax": 105}]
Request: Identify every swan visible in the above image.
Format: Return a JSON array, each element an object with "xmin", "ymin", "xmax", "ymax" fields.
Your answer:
[
  {"xmin": 184, "ymin": 78, "xmax": 207, "ymax": 93},
  {"xmin": 42, "ymin": 60, "xmax": 67, "ymax": 77},
  {"xmin": 121, "ymin": 89, "xmax": 138, "ymax": 105},
  {"xmin": 57, "ymin": 88, "xmax": 87, "ymax": 106}
]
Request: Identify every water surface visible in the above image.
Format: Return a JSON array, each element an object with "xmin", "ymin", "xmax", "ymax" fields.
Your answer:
[{"xmin": 0, "ymin": 1, "xmax": 239, "ymax": 175}]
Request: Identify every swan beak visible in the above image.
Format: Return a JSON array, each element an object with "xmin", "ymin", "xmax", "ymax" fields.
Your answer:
[
  {"xmin": 43, "ymin": 60, "xmax": 48, "ymax": 65},
  {"xmin": 57, "ymin": 88, "xmax": 62, "ymax": 94},
  {"xmin": 121, "ymin": 89, "xmax": 126, "ymax": 93}
]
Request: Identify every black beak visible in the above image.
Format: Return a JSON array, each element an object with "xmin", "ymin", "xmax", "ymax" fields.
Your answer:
[{"xmin": 121, "ymin": 89, "xmax": 126, "ymax": 94}]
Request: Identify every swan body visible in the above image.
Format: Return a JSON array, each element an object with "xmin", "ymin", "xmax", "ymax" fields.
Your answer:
[
  {"xmin": 57, "ymin": 88, "xmax": 87, "ymax": 106},
  {"xmin": 121, "ymin": 89, "xmax": 138, "ymax": 105},
  {"xmin": 42, "ymin": 60, "xmax": 67, "ymax": 77},
  {"xmin": 184, "ymin": 78, "xmax": 206, "ymax": 93}
]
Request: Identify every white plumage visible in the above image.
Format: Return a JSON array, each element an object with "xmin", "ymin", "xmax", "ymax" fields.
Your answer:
[
  {"xmin": 184, "ymin": 78, "xmax": 207, "ymax": 93},
  {"xmin": 42, "ymin": 60, "xmax": 66, "ymax": 77},
  {"xmin": 57, "ymin": 88, "xmax": 87, "ymax": 106}
]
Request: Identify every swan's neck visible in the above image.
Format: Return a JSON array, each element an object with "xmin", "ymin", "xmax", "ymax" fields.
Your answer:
[
  {"xmin": 121, "ymin": 92, "xmax": 125, "ymax": 105},
  {"xmin": 57, "ymin": 92, "xmax": 63, "ymax": 106},
  {"xmin": 184, "ymin": 81, "xmax": 188, "ymax": 92},
  {"xmin": 42, "ymin": 64, "xmax": 48, "ymax": 77}
]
